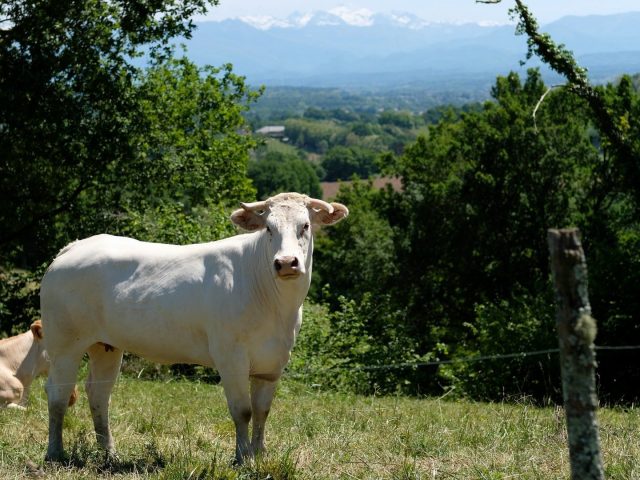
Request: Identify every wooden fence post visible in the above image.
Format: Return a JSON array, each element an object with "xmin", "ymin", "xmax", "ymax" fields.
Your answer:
[{"xmin": 547, "ymin": 228, "xmax": 604, "ymax": 479}]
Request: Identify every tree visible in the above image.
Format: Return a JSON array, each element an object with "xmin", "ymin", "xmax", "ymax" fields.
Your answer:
[
  {"xmin": 248, "ymin": 151, "xmax": 322, "ymax": 200},
  {"xmin": 97, "ymin": 56, "xmax": 258, "ymax": 245},
  {"xmin": 329, "ymin": 69, "xmax": 600, "ymax": 399},
  {"xmin": 378, "ymin": 110, "xmax": 418, "ymax": 129},
  {"xmin": 309, "ymin": 182, "xmax": 419, "ymax": 394},
  {"xmin": 321, "ymin": 146, "xmax": 379, "ymax": 181},
  {"xmin": 483, "ymin": 0, "xmax": 640, "ymax": 207},
  {"xmin": 0, "ymin": 0, "xmax": 247, "ymax": 267}
]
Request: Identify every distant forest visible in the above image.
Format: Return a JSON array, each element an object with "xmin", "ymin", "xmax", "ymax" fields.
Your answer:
[{"xmin": 246, "ymin": 86, "xmax": 490, "ymax": 121}]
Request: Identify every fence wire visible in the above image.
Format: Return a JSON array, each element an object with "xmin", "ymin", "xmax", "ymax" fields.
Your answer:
[
  {"xmin": 5, "ymin": 344, "xmax": 639, "ymax": 392},
  {"xmin": 284, "ymin": 344, "xmax": 640, "ymax": 376}
]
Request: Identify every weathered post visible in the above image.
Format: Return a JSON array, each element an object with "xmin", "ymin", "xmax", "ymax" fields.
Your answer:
[{"xmin": 547, "ymin": 228, "xmax": 604, "ymax": 479}]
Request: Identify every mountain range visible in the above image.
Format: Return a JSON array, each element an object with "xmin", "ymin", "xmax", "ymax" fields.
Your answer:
[{"xmin": 182, "ymin": 10, "xmax": 640, "ymax": 93}]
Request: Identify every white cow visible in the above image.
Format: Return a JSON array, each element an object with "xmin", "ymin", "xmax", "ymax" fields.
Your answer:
[
  {"xmin": 40, "ymin": 192, "xmax": 348, "ymax": 463},
  {"xmin": 0, "ymin": 320, "xmax": 78, "ymax": 409}
]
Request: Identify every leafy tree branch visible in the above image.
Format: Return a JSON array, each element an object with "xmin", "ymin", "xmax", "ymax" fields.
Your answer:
[{"xmin": 477, "ymin": 0, "xmax": 639, "ymax": 201}]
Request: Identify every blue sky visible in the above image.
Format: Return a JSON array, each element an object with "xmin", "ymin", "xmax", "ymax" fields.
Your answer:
[{"xmin": 200, "ymin": 0, "xmax": 640, "ymax": 24}]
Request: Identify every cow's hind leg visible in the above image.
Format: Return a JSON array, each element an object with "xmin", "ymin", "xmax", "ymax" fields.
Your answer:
[
  {"xmin": 250, "ymin": 376, "xmax": 278, "ymax": 455},
  {"xmin": 86, "ymin": 343, "xmax": 123, "ymax": 459},
  {"xmin": 45, "ymin": 353, "xmax": 84, "ymax": 461}
]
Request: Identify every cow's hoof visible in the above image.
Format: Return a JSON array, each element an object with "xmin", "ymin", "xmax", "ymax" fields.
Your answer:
[
  {"xmin": 44, "ymin": 450, "xmax": 67, "ymax": 463},
  {"xmin": 103, "ymin": 450, "xmax": 121, "ymax": 466}
]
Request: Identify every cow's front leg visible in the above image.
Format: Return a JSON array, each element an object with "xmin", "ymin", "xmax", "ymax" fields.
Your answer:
[
  {"xmin": 217, "ymin": 352, "xmax": 252, "ymax": 465},
  {"xmin": 250, "ymin": 375, "xmax": 278, "ymax": 455}
]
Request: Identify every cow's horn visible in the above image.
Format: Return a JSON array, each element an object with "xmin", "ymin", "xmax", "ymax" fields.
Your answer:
[
  {"xmin": 307, "ymin": 198, "xmax": 334, "ymax": 214},
  {"xmin": 240, "ymin": 200, "xmax": 268, "ymax": 212}
]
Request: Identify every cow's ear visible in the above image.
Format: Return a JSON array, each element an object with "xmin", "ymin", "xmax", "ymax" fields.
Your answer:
[
  {"xmin": 30, "ymin": 320, "xmax": 44, "ymax": 340},
  {"xmin": 311, "ymin": 202, "xmax": 349, "ymax": 226},
  {"xmin": 230, "ymin": 208, "xmax": 267, "ymax": 231}
]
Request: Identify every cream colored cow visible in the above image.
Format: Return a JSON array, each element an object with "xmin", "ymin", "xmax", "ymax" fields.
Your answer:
[
  {"xmin": 0, "ymin": 320, "xmax": 77, "ymax": 409},
  {"xmin": 40, "ymin": 193, "xmax": 348, "ymax": 464}
]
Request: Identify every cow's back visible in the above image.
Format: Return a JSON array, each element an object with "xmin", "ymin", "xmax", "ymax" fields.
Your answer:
[{"xmin": 40, "ymin": 234, "xmax": 254, "ymax": 365}]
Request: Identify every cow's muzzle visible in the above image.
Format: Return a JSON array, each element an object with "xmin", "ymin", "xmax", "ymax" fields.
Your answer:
[{"xmin": 274, "ymin": 256, "xmax": 301, "ymax": 278}]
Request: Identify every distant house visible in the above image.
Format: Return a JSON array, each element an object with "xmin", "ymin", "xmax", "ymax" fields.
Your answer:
[
  {"xmin": 255, "ymin": 125, "xmax": 286, "ymax": 139},
  {"xmin": 321, "ymin": 176, "xmax": 403, "ymax": 200}
]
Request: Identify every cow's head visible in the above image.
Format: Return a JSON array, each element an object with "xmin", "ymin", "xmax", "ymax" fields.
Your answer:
[
  {"xmin": 231, "ymin": 193, "xmax": 348, "ymax": 280},
  {"xmin": 29, "ymin": 319, "xmax": 49, "ymax": 373}
]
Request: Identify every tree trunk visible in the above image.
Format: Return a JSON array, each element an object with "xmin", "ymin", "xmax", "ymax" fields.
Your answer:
[{"xmin": 547, "ymin": 228, "xmax": 604, "ymax": 479}]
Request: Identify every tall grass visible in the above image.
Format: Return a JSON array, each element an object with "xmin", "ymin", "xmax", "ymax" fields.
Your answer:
[{"xmin": 0, "ymin": 376, "xmax": 638, "ymax": 479}]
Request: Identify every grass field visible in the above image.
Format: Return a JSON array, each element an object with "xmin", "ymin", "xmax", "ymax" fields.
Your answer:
[{"xmin": 1, "ymin": 375, "xmax": 639, "ymax": 479}]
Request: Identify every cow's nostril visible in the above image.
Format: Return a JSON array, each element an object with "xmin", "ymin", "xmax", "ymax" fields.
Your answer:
[{"xmin": 274, "ymin": 257, "xmax": 299, "ymax": 274}]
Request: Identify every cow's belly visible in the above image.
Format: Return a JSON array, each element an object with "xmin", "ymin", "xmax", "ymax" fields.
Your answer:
[
  {"xmin": 98, "ymin": 282, "xmax": 219, "ymax": 366},
  {"xmin": 115, "ymin": 332, "xmax": 214, "ymax": 367}
]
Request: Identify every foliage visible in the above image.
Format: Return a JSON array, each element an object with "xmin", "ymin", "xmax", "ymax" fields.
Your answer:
[
  {"xmin": 439, "ymin": 290, "xmax": 560, "ymax": 402},
  {"xmin": 0, "ymin": 267, "xmax": 42, "ymax": 336},
  {"xmin": 303, "ymin": 183, "xmax": 431, "ymax": 395},
  {"xmin": 283, "ymin": 118, "xmax": 345, "ymax": 154},
  {"xmin": 306, "ymin": 65, "xmax": 640, "ymax": 402},
  {"xmin": 248, "ymin": 151, "xmax": 322, "ymax": 200},
  {"xmin": 0, "ymin": 0, "xmax": 219, "ymax": 265},
  {"xmin": 390, "ymin": 68, "xmax": 595, "ymax": 358},
  {"xmin": 290, "ymin": 297, "xmax": 418, "ymax": 395},
  {"xmin": 378, "ymin": 110, "xmax": 420, "ymax": 129},
  {"xmin": 312, "ymin": 181, "xmax": 398, "ymax": 304},
  {"xmin": 246, "ymin": 85, "xmax": 493, "ymax": 121},
  {"xmin": 507, "ymin": 0, "xmax": 640, "ymax": 403},
  {"xmin": 320, "ymin": 146, "xmax": 380, "ymax": 181},
  {"xmin": 511, "ymin": 0, "xmax": 640, "ymax": 206}
]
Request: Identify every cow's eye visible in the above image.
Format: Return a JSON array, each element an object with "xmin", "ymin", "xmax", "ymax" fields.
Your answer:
[
  {"xmin": 266, "ymin": 226, "xmax": 271, "ymax": 234},
  {"xmin": 302, "ymin": 223, "xmax": 310, "ymax": 234}
]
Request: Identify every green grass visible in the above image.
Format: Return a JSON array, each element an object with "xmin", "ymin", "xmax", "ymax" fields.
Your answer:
[{"xmin": 1, "ymin": 376, "xmax": 639, "ymax": 479}]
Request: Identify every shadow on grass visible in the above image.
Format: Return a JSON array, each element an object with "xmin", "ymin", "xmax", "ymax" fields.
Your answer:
[
  {"xmin": 46, "ymin": 431, "xmax": 166, "ymax": 475},
  {"xmin": 43, "ymin": 432, "xmax": 299, "ymax": 480}
]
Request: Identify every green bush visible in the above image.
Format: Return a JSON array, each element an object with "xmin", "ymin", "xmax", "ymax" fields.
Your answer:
[
  {"xmin": 0, "ymin": 267, "xmax": 42, "ymax": 336},
  {"xmin": 290, "ymin": 296, "xmax": 420, "ymax": 395},
  {"xmin": 439, "ymin": 290, "xmax": 561, "ymax": 402}
]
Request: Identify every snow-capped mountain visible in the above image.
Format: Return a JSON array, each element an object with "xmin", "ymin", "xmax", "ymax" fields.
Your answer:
[
  {"xmin": 182, "ymin": 10, "xmax": 640, "ymax": 91},
  {"xmin": 238, "ymin": 8, "xmax": 431, "ymax": 30}
]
